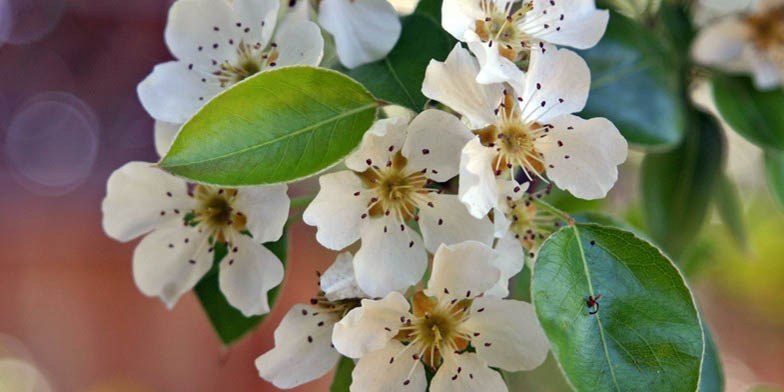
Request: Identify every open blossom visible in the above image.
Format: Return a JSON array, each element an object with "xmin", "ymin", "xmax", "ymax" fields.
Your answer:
[
  {"xmin": 256, "ymin": 252, "xmax": 366, "ymax": 389},
  {"xmin": 423, "ymin": 44, "xmax": 627, "ymax": 218},
  {"xmin": 442, "ymin": 0, "xmax": 608, "ymax": 87},
  {"xmin": 692, "ymin": 0, "xmax": 784, "ymax": 90},
  {"xmin": 331, "ymin": 241, "xmax": 549, "ymax": 392},
  {"xmin": 101, "ymin": 162, "xmax": 288, "ymax": 316},
  {"xmin": 303, "ymin": 111, "xmax": 495, "ymax": 297},
  {"xmin": 138, "ymin": 0, "xmax": 324, "ymax": 125}
]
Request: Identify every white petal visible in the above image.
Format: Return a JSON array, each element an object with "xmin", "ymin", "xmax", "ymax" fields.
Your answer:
[
  {"xmin": 349, "ymin": 341, "xmax": 427, "ymax": 392},
  {"xmin": 345, "ymin": 117, "xmax": 409, "ymax": 172},
  {"xmin": 320, "ymin": 252, "xmax": 366, "ymax": 301},
  {"xmin": 536, "ymin": 114, "xmax": 628, "ymax": 200},
  {"xmin": 441, "ymin": 0, "xmax": 482, "ymax": 41},
  {"xmin": 419, "ymin": 194, "xmax": 494, "ymax": 253},
  {"xmin": 256, "ymin": 304, "xmax": 340, "ymax": 389},
  {"xmin": 430, "ymin": 352, "xmax": 507, "ymax": 392},
  {"xmin": 318, "ymin": 0, "xmax": 401, "ymax": 68},
  {"xmin": 164, "ymin": 0, "xmax": 239, "ymax": 65},
  {"xmin": 463, "ymin": 298, "xmax": 549, "ymax": 371},
  {"xmin": 485, "ymin": 232, "xmax": 525, "ymax": 298},
  {"xmin": 154, "ymin": 121, "xmax": 181, "ymax": 158},
  {"xmin": 467, "ymin": 33, "xmax": 526, "ymax": 91},
  {"xmin": 422, "ymin": 44, "xmax": 503, "ymax": 129},
  {"xmin": 749, "ymin": 50, "xmax": 783, "ymax": 90},
  {"xmin": 233, "ymin": 184, "xmax": 290, "ymax": 244},
  {"xmin": 492, "ymin": 180, "xmax": 528, "ymax": 238},
  {"xmin": 102, "ymin": 161, "xmax": 196, "ymax": 242},
  {"xmin": 331, "ymin": 292, "xmax": 410, "ymax": 358},
  {"xmin": 218, "ymin": 233, "xmax": 285, "ymax": 317},
  {"xmin": 401, "ymin": 109, "xmax": 473, "ymax": 182},
  {"xmin": 520, "ymin": 45, "xmax": 590, "ymax": 123},
  {"xmin": 233, "ymin": 0, "xmax": 279, "ymax": 50},
  {"xmin": 425, "ymin": 241, "xmax": 500, "ymax": 300},
  {"xmin": 458, "ymin": 137, "xmax": 499, "ymax": 219},
  {"xmin": 527, "ymin": 0, "xmax": 609, "ymax": 49},
  {"xmin": 137, "ymin": 61, "xmax": 221, "ymax": 124},
  {"xmin": 303, "ymin": 171, "xmax": 369, "ymax": 250},
  {"xmin": 692, "ymin": 18, "xmax": 750, "ymax": 67},
  {"xmin": 132, "ymin": 226, "xmax": 212, "ymax": 309},
  {"xmin": 273, "ymin": 18, "xmax": 324, "ymax": 67},
  {"xmin": 353, "ymin": 217, "xmax": 428, "ymax": 297}
]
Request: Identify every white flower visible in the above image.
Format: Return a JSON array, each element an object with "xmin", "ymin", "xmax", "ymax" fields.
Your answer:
[
  {"xmin": 303, "ymin": 111, "xmax": 495, "ymax": 297},
  {"xmin": 331, "ymin": 241, "xmax": 550, "ymax": 392},
  {"xmin": 101, "ymin": 162, "xmax": 288, "ymax": 316},
  {"xmin": 256, "ymin": 252, "xmax": 366, "ymax": 389},
  {"xmin": 318, "ymin": 0, "xmax": 401, "ymax": 68},
  {"xmin": 692, "ymin": 0, "xmax": 784, "ymax": 90},
  {"xmin": 442, "ymin": 0, "xmax": 608, "ymax": 87},
  {"xmin": 138, "ymin": 0, "xmax": 324, "ymax": 124},
  {"xmin": 423, "ymin": 45, "xmax": 627, "ymax": 218}
]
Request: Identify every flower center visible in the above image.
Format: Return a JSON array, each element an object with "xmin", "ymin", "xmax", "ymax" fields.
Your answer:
[
  {"xmin": 477, "ymin": 119, "xmax": 546, "ymax": 178},
  {"xmin": 213, "ymin": 41, "xmax": 279, "ymax": 87},
  {"xmin": 474, "ymin": 2, "xmax": 535, "ymax": 61},
  {"xmin": 504, "ymin": 192, "xmax": 557, "ymax": 256},
  {"xmin": 747, "ymin": 6, "xmax": 784, "ymax": 70},
  {"xmin": 357, "ymin": 152, "xmax": 433, "ymax": 221},
  {"xmin": 192, "ymin": 185, "xmax": 247, "ymax": 242}
]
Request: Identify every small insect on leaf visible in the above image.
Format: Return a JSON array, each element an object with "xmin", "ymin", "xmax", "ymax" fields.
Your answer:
[{"xmin": 586, "ymin": 294, "xmax": 602, "ymax": 315}]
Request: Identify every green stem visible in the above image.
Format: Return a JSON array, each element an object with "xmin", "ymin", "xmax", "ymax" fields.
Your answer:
[
  {"xmin": 531, "ymin": 198, "xmax": 575, "ymax": 226},
  {"xmin": 290, "ymin": 195, "xmax": 315, "ymax": 210}
]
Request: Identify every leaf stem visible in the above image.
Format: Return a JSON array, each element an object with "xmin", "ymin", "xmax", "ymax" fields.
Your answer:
[
  {"xmin": 531, "ymin": 198, "xmax": 575, "ymax": 226},
  {"xmin": 290, "ymin": 195, "xmax": 315, "ymax": 210}
]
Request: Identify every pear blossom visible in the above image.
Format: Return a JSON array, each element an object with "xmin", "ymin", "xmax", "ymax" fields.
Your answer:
[
  {"xmin": 138, "ymin": 0, "xmax": 324, "ymax": 125},
  {"xmin": 318, "ymin": 0, "xmax": 401, "ymax": 68},
  {"xmin": 422, "ymin": 44, "xmax": 627, "ymax": 218},
  {"xmin": 256, "ymin": 252, "xmax": 366, "ymax": 389},
  {"xmin": 442, "ymin": 0, "xmax": 608, "ymax": 87},
  {"xmin": 331, "ymin": 241, "xmax": 550, "ymax": 392},
  {"xmin": 692, "ymin": 0, "xmax": 784, "ymax": 90},
  {"xmin": 303, "ymin": 111, "xmax": 495, "ymax": 297},
  {"xmin": 101, "ymin": 162, "xmax": 288, "ymax": 316}
]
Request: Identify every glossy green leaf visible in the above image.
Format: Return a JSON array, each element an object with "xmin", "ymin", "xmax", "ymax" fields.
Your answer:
[
  {"xmin": 194, "ymin": 227, "xmax": 288, "ymax": 345},
  {"xmin": 712, "ymin": 75, "xmax": 784, "ymax": 151},
  {"xmin": 764, "ymin": 150, "xmax": 784, "ymax": 211},
  {"xmin": 340, "ymin": 14, "xmax": 455, "ymax": 111},
  {"xmin": 330, "ymin": 356, "xmax": 355, "ymax": 392},
  {"xmin": 698, "ymin": 319, "xmax": 724, "ymax": 392},
  {"xmin": 715, "ymin": 174, "xmax": 748, "ymax": 250},
  {"xmin": 579, "ymin": 11, "xmax": 685, "ymax": 149},
  {"xmin": 642, "ymin": 111, "xmax": 725, "ymax": 257},
  {"xmin": 533, "ymin": 224, "xmax": 704, "ymax": 392},
  {"xmin": 159, "ymin": 66, "xmax": 378, "ymax": 185},
  {"xmin": 414, "ymin": 0, "xmax": 442, "ymax": 21}
]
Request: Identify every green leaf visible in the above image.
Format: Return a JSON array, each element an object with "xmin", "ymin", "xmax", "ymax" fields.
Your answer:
[
  {"xmin": 698, "ymin": 319, "xmax": 724, "ymax": 392},
  {"xmin": 712, "ymin": 75, "xmax": 784, "ymax": 151},
  {"xmin": 641, "ymin": 111, "xmax": 725, "ymax": 257},
  {"xmin": 764, "ymin": 149, "xmax": 784, "ymax": 211},
  {"xmin": 339, "ymin": 14, "xmax": 455, "ymax": 111},
  {"xmin": 414, "ymin": 0, "xmax": 442, "ymax": 21},
  {"xmin": 194, "ymin": 227, "xmax": 288, "ymax": 345},
  {"xmin": 533, "ymin": 224, "xmax": 704, "ymax": 392},
  {"xmin": 159, "ymin": 66, "xmax": 378, "ymax": 185},
  {"xmin": 579, "ymin": 11, "xmax": 685, "ymax": 149},
  {"xmin": 330, "ymin": 356, "xmax": 355, "ymax": 392},
  {"xmin": 714, "ymin": 174, "xmax": 748, "ymax": 250}
]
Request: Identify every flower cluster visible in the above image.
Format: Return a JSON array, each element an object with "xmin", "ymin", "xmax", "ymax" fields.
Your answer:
[{"xmin": 103, "ymin": 0, "xmax": 628, "ymax": 390}]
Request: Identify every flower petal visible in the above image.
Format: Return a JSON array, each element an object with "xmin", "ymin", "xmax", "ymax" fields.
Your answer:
[
  {"xmin": 748, "ymin": 48, "xmax": 783, "ymax": 90},
  {"xmin": 458, "ymin": 137, "xmax": 499, "ymax": 219},
  {"xmin": 164, "ymin": 0, "xmax": 239, "ymax": 65},
  {"xmin": 536, "ymin": 114, "xmax": 627, "ymax": 200},
  {"xmin": 132, "ymin": 226, "xmax": 212, "ymax": 309},
  {"xmin": 320, "ymin": 252, "xmax": 366, "ymax": 301},
  {"xmin": 331, "ymin": 292, "xmax": 410, "ymax": 358},
  {"xmin": 233, "ymin": 0, "xmax": 279, "ymax": 50},
  {"xmin": 430, "ymin": 352, "xmax": 507, "ymax": 392},
  {"xmin": 137, "ymin": 61, "xmax": 221, "ymax": 124},
  {"xmin": 527, "ymin": 0, "xmax": 609, "ymax": 49},
  {"xmin": 233, "ymin": 184, "xmax": 290, "ymax": 244},
  {"xmin": 273, "ymin": 18, "xmax": 325, "ymax": 67},
  {"xmin": 345, "ymin": 117, "xmax": 409, "ymax": 172},
  {"xmin": 419, "ymin": 194, "xmax": 494, "ymax": 253},
  {"xmin": 422, "ymin": 44, "xmax": 503, "ymax": 129},
  {"xmin": 485, "ymin": 231, "xmax": 525, "ymax": 298},
  {"xmin": 492, "ymin": 179, "xmax": 528, "ymax": 237},
  {"xmin": 425, "ymin": 241, "xmax": 500, "ymax": 300},
  {"xmin": 462, "ymin": 298, "xmax": 549, "ymax": 371},
  {"xmin": 691, "ymin": 17, "xmax": 750, "ymax": 67},
  {"xmin": 520, "ymin": 45, "xmax": 590, "ymax": 124},
  {"xmin": 402, "ymin": 109, "xmax": 473, "ymax": 182},
  {"xmin": 218, "ymin": 233, "xmax": 285, "ymax": 317},
  {"xmin": 353, "ymin": 217, "xmax": 428, "ymax": 297},
  {"xmin": 349, "ymin": 341, "xmax": 427, "ymax": 392},
  {"xmin": 255, "ymin": 304, "xmax": 340, "ymax": 389},
  {"xmin": 303, "ymin": 171, "xmax": 370, "ymax": 250},
  {"xmin": 102, "ymin": 161, "xmax": 196, "ymax": 242},
  {"xmin": 318, "ymin": 0, "xmax": 401, "ymax": 68},
  {"xmin": 154, "ymin": 121, "xmax": 180, "ymax": 158},
  {"xmin": 467, "ymin": 33, "xmax": 526, "ymax": 91}
]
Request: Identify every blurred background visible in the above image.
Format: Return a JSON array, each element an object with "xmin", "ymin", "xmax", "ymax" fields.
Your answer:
[{"xmin": 0, "ymin": 0, "xmax": 781, "ymax": 391}]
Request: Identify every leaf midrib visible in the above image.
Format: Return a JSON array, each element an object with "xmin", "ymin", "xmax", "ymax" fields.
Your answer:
[{"xmin": 160, "ymin": 103, "xmax": 376, "ymax": 169}]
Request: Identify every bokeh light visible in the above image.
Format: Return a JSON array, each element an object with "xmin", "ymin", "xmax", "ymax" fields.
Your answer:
[{"xmin": 0, "ymin": 0, "xmax": 65, "ymax": 45}]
